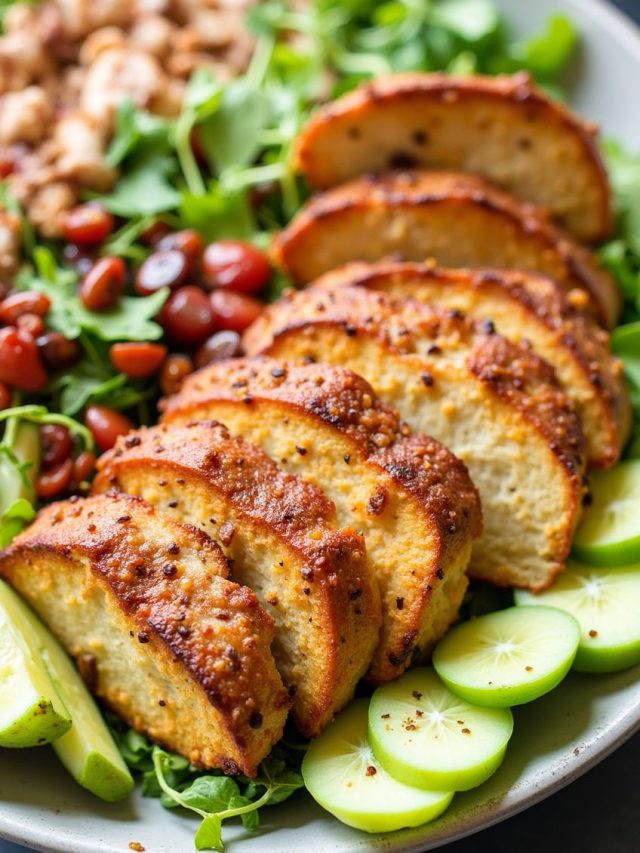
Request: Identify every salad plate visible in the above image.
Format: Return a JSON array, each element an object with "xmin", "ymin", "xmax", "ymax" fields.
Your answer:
[{"xmin": 1, "ymin": 0, "xmax": 640, "ymax": 851}]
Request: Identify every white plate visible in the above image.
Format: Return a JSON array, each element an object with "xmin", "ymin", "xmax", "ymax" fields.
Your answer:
[{"xmin": 2, "ymin": 0, "xmax": 640, "ymax": 850}]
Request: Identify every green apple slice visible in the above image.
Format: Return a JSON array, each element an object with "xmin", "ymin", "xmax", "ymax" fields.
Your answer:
[
  {"xmin": 573, "ymin": 460, "xmax": 640, "ymax": 566},
  {"xmin": 432, "ymin": 606, "xmax": 580, "ymax": 707},
  {"xmin": 42, "ymin": 640, "xmax": 134, "ymax": 802},
  {"xmin": 0, "ymin": 581, "xmax": 71, "ymax": 747},
  {"xmin": 0, "ymin": 581, "xmax": 133, "ymax": 801},
  {"xmin": 302, "ymin": 699, "xmax": 453, "ymax": 833},
  {"xmin": 368, "ymin": 668, "xmax": 513, "ymax": 791},
  {"xmin": 515, "ymin": 559, "xmax": 640, "ymax": 673}
]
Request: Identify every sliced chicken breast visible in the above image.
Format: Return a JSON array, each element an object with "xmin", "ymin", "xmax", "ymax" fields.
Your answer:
[
  {"xmin": 294, "ymin": 71, "xmax": 611, "ymax": 243},
  {"xmin": 272, "ymin": 170, "xmax": 620, "ymax": 327},
  {"xmin": 0, "ymin": 493, "xmax": 289, "ymax": 775},
  {"xmin": 94, "ymin": 420, "xmax": 379, "ymax": 736},
  {"xmin": 312, "ymin": 261, "xmax": 630, "ymax": 469},
  {"xmin": 244, "ymin": 285, "xmax": 588, "ymax": 592},
  {"xmin": 161, "ymin": 358, "xmax": 482, "ymax": 683}
]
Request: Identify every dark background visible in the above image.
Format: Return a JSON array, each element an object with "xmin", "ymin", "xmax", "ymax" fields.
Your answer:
[{"xmin": 2, "ymin": 1, "xmax": 640, "ymax": 851}]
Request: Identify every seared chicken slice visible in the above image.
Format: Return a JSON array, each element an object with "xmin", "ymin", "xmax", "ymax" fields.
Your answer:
[
  {"xmin": 272, "ymin": 170, "xmax": 620, "ymax": 328},
  {"xmin": 313, "ymin": 262, "xmax": 630, "ymax": 469},
  {"xmin": 94, "ymin": 421, "xmax": 379, "ymax": 736},
  {"xmin": 294, "ymin": 72, "xmax": 611, "ymax": 243},
  {"xmin": 244, "ymin": 286, "xmax": 587, "ymax": 592},
  {"xmin": 0, "ymin": 493, "xmax": 289, "ymax": 776},
  {"xmin": 161, "ymin": 359, "xmax": 482, "ymax": 683}
]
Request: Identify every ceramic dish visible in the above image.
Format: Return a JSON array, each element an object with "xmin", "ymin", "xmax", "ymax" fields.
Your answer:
[{"xmin": 1, "ymin": 0, "xmax": 640, "ymax": 850}]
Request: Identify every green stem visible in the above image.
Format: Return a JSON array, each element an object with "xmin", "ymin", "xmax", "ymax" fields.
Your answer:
[
  {"xmin": 246, "ymin": 34, "xmax": 274, "ymax": 89},
  {"xmin": 0, "ymin": 406, "xmax": 94, "ymax": 452},
  {"xmin": 152, "ymin": 749, "xmax": 208, "ymax": 819},
  {"xmin": 221, "ymin": 162, "xmax": 286, "ymax": 192},
  {"xmin": 176, "ymin": 114, "xmax": 207, "ymax": 196},
  {"xmin": 217, "ymin": 788, "xmax": 272, "ymax": 821}
]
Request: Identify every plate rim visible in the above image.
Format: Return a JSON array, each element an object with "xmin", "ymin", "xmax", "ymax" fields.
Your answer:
[{"xmin": 2, "ymin": 0, "xmax": 640, "ymax": 850}]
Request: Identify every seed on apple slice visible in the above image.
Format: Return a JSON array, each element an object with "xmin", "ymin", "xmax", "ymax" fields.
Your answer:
[
  {"xmin": 0, "ymin": 580, "xmax": 71, "ymax": 748},
  {"xmin": 433, "ymin": 606, "xmax": 580, "ymax": 707},
  {"xmin": 515, "ymin": 559, "xmax": 640, "ymax": 673},
  {"xmin": 302, "ymin": 699, "xmax": 453, "ymax": 833},
  {"xmin": 368, "ymin": 668, "xmax": 513, "ymax": 791},
  {"xmin": 573, "ymin": 460, "xmax": 640, "ymax": 566}
]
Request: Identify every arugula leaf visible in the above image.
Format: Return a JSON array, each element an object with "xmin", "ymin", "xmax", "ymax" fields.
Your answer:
[
  {"xmin": 604, "ymin": 140, "xmax": 640, "ymax": 255},
  {"xmin": 509, "ymin": 14, "xmax": 577, "ymax": 79},
  {"xmin": 21, "ymin": 248, "xmax": 168, "ymax": 344},
  {"xmin": 143, "ymin": 742, "xmax": 304, "ymax": 852},
  {"xmin": 600, "ymin": 239, "xmax": 640, "ymax": 305},
  {"xmin": 97, "ymin": 154, "xmax": 181, "ymax": 217},
  {"xmin": 106, "ymin": 99, "xmax": 173, "ymax": 168},
  {"xmin": 179, "ymin": 187, "xmax": 255, "ymax": 242},
  {"xmin": 431, "ymin": 0, "xmax": 500, "ymax": 44},
  {"xmin": 198, "ymin": 79, "xmax": 270, "ymax": 174},
  {"xmin": 70, "ymin": 290, "xmax": 169, "ymax": 342}
]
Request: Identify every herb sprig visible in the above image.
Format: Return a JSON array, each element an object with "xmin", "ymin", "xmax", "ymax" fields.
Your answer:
[{"xmin": 107, "ymin": 715, "xmax": 304, "ymax": 852}]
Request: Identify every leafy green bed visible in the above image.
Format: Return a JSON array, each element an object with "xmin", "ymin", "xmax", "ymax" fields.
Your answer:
[{"xmin": 2, "ymin": 1, "xmax": 640, "ymax": 851}]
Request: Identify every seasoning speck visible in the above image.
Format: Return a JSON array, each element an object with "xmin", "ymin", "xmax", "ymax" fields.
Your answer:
[{"xmin": 365, "ymin": 766, "xmax": 377, "ymax": 777}]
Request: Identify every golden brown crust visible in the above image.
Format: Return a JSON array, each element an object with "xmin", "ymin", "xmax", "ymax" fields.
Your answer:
[
  {"xmin": 295, "ymin": 71, "xmax": 612, "ymax": 242},
  {"xmin": 94, "ymin": 421, "xmax": 379, "ymax": 735},
  {"xmin": 244, "ymin": 285, "xmax": 587, "ymax": 589},
  {"xmin": 271, "ymin": 170, "xmax": 620, "ymax": 327},
  {"xmin": 161, "ymin": 358, "xmax": 481, "ymax": 679},
  {"xmin": 0, "ymin": 493, "xmax": 289, "ymax": 774},
  {"xmin": 161, "ymin": 358, "xmax": 481, "ymax": 545},
  {"xmin": 314, "ymin": 261, "xmax": 631, "ymax": 468},
  {"xmin": 245, "ymin": 286, "xmax": 585, "ymax": 482}
]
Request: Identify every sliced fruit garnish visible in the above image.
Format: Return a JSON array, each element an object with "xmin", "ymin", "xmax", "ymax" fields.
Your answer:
[
  {"xmin": 0, "ymin": 580, "xmax": 71, "ymax": 748},
  {"xmin": 368, "ymin": 668, "xmax": 513, "ymax": 791},
  {"xmin": 0, "ymin": 580, "xmax": 133, "ymax": 800},
  {"xmin": 432, "ymin": 606, "xmax": 580, "ymax": 707},
  {"xmin": 573, "ymin": 460, "xmax": 640, "ymax": 566},
  {"xmin": 515, "ymin": 559, "xmax": 640, "ymax": 673},
  {"xmin": 302, "ymin": 699, "xmax": 453, "ymax": 833}
]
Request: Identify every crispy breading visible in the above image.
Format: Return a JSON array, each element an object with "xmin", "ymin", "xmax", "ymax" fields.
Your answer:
[
  {"xmin": 312, "ymin": 261, "xmax": 630, "ymax": 469},
  {"xmin": 244, "ymin": 285, "xmax": 588, "ymax": 591},
  {"xmin": 0, "ymin": 493, "xmax": 289, "ymax": 775},
  {"xmin": 94, "ymin": 421, "xmax": 379, "ymax": 735},
  {"xmin": 161, "ymin": 358, "xmax": 482, "ymax": 682},
  {"xmin": 294, "ymin": 71, "xmax": 611, "ymax": 242},
  {"xmin": 271, "ymin": 170, "xmax": 620, "ymax": 327}
]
